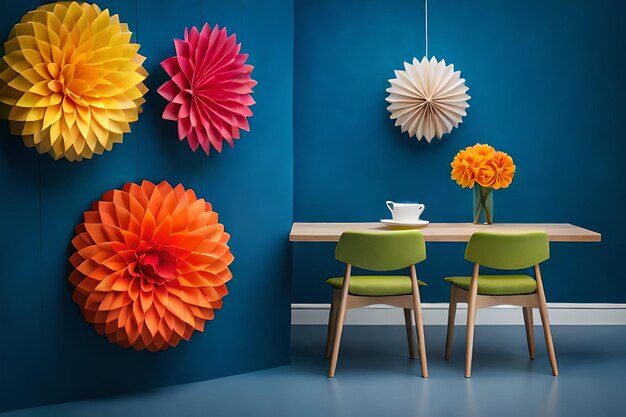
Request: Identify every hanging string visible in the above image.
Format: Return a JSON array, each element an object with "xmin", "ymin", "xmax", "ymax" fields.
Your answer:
[{"xmin": 424, "ymin": 0, "xmax": 429, "ymax": 58}]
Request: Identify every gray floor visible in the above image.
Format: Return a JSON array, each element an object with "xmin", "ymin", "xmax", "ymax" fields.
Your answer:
[{"xmin": 3, "ymin": 325, "xmax": 626, "ymax": 417}]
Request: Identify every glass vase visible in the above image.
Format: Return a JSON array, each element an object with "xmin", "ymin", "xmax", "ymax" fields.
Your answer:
[{"xmin": 473, "ymin": 185, "xmax": 493, "ymax": 224}]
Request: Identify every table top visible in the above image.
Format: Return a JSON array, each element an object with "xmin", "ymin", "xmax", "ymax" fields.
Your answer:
[{"xmin": 290, "ymin": 222, "xmax": 601, "ymax": 242}]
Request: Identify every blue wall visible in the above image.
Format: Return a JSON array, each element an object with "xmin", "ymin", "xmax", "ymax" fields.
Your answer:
[
  {"xmin": 293, "ymin": 0, "xmax": 624, "ymax": 303},
  {"xmin": 2, "ymin": 0, "xmax": 625, "ymax": 412},
  {"xmin": 0, "ymin": 0, "xmax": 293, "ymax": 412}
]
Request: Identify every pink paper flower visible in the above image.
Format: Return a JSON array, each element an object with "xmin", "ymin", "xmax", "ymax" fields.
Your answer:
[{"xmin": 158, "ymin": 24, "xmax": 257, "ymax": 154}]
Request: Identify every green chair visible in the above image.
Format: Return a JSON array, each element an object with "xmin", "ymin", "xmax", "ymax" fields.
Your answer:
[
  {"xmin": 443, "ymin": 231, "xmax": 557, "ymax": 377},
  {"xmin": 325, "ymin": 230, "xmax": 428, "ymax": 378}
]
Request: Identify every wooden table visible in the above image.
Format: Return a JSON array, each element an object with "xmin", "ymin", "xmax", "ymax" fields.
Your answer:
[{"xmin": 290, "ymin": 222, "xmax": 601, "ymax": 242}]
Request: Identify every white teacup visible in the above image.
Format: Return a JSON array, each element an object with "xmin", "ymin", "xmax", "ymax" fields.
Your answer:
[{"xmin": 386, "ymin": 201, "xmax": 425, "ymax": 223}]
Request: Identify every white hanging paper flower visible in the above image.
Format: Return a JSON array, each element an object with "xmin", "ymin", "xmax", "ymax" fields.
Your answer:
[{"xmin": 386, "ymin": 57, "xmax": 470, "ymax": 142}]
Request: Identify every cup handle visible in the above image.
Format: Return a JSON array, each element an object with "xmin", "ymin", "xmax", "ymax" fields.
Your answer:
[
  {"xmin": 386, "ymin": 201, "xmax": 394, "ymax": 214},
  {"xmin": 418, "ymin": 204, "xmax": 425, "ymax": 215}
]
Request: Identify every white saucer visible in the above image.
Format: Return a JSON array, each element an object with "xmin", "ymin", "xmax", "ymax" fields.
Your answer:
[{"xmin": 380, "ymin": 219, "xmax": 429, "ymax": 228}]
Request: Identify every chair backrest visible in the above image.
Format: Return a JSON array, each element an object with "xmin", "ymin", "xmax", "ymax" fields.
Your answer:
[
  {"xmin": 335, "ymin": 230, "xmax": 426, "ymax": 271},
  {"xmin": 464, "ymin": 231, "xmax": 549, "ymax": 270}
]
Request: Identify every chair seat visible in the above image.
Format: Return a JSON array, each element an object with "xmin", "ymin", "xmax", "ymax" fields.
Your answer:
[
  {"xmin": 326, "ymin": 275, "xmax": 426, "ymax": 296},
  {"xmin": 444, "ymin": 275, "xmax": 537, "ymax": 295}
]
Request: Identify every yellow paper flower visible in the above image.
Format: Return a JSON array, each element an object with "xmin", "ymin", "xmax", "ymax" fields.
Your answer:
[{"xmin": 0, "ymin": 2, "xmax": 148, "ymax": 161}]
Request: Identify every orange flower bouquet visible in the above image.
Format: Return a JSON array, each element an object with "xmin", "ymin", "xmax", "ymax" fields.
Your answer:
[{"xmin": 450, "ymin": 143, "xmax": 516, "ymax": 224}]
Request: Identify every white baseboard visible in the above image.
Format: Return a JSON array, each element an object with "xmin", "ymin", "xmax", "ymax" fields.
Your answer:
[{"xmin": 292, "ymin": 303, "xmax": 626, "ymax": 326}]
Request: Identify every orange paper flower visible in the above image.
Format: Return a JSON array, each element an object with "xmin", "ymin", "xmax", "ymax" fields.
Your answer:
[
  {"xmin": 451, "ymin": 144, "xmax": 493, "ymax": 188},
  {"xmin": 69, "ymin": 181, "xmax": 233, "ymax": 351},
  {"xmin": 472, "ymin": 143, "xmax": 496, "ymax": 161},
  {"xmin": 451, "ymin": 143, "xmax": 515, "ymax": 189},
  {"xmin": 0, "ymin": 2, "xmax": 148, "ymax": 161},
  {"xmin": 484, "ymin": 151, "xmax": 516, "ymax": 189}
]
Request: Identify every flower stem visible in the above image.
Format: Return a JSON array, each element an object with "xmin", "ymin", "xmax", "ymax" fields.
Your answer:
[
  {"xmin": 473, "ymin": 186, "xmax": 493, "ymax": 224},
  {"xmin": 473, "ymin": 197, "xmax": 482, "ymax": 224},
  {"xmin": 483, "ymin": 187, "xmax": 493, "ymax": 224}
]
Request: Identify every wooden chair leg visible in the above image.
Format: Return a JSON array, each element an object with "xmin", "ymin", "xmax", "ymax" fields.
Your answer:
[
  {"xmin": 328, "ymin": 265, "xmax": 351, "ymax": 378},
  {"xmin": 328, "ymin": 299, "xmax": 348, "ymax": 377},
  {"xmin": 445, "ymin": 285, "xmax": 458, "ymax": 360},
  {"xmin": 465, "ymin": 264, "xmax": 480, "ymax": 378},
  {"xmin": 538, "ymin": 302, "xmax": 558, "ymax": 376},
  {"xmin": 410, "ymin": 265, "xmax": 428, "ymax": 378},
  {"xmin": 403, "ymin": 308, "xmax": 416, "ymax": 359},
  {"xmin": 326, "ymin": 290, "xmax": 340, "ymax": 359},
  {"xmin": 535, "ymin": 265, "xmax": 558, "ymax": 376},
  {"xmin": 522, "ymin": 307, "xmax": 535, "ymax": 360}
]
